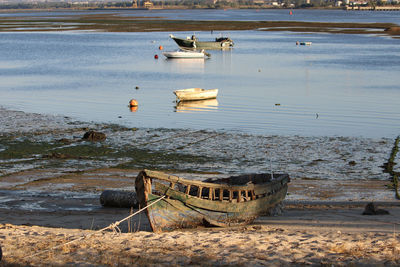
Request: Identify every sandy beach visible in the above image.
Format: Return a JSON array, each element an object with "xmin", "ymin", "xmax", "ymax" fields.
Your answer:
[{"xmin": 0, "ymin": 203, "xmax": 399, "ymax": 266}]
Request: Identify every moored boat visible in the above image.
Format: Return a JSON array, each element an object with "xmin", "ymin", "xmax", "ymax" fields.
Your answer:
[
  {"xmin": 169, "ymin": 34, "xmax": 234, "ymax": 49},
  {"xmin": 135, "ymin": 169, "xmax": 290, "ymax": 232},
  {"xmin": 296, "ymin": 41, "xmax": 312, "ymax": 46},
  {"xmin": 162, "ymin": 49, "xmax": 210, "ymax": 59},
  {"xmin": 174, "ymin": 88, "xmax": 218, "ymax": 101}
]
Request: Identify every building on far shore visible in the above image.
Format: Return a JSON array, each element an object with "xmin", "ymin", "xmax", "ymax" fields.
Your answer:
[{"xmin": 143, "ymin": 0, "xmax": 153, "ymax": 8}]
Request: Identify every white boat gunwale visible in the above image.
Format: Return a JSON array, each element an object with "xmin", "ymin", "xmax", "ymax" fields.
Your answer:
[{"xmin": 162, "ymin": 49, "xmax": 210, "ymax": 59}]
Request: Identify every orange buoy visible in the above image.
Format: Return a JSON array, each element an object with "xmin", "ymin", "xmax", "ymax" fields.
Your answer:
[
  {"xmin": 159, "ymin": 45, "xmax": 163, "ymax": 50},
  {"xmin": 130, "ymin": 106, "xmax": 138, "ymax": 112},
  {"xmin": 129, "ymin": 99, "xmax": 138, "ymax": 107},
  {"xmin": 154, "ymin": 54, "xmax": 158, "ymax": 59}
]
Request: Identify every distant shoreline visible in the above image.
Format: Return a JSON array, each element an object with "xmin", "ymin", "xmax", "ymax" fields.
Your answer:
[
  {"xmin": 0, "ymin": 11, "xmax": 399, "ymax": 37},
  {"xmin": 0, "ymin": 6, "xmax": 342, "ymax": 13}
]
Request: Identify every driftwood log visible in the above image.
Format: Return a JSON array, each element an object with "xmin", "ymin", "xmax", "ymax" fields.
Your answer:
[{"xmin": 100, "ymin": 190, "xmax": 138, "ymax": 208}]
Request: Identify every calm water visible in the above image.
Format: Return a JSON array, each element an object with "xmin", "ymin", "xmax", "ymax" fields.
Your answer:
[{"xmin": 1, "ymin": 10, "xmax": 400, "ymax": 138}]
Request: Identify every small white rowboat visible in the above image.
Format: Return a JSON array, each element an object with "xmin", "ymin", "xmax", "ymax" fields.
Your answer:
[
  {"xmin": 163, "ymin": 49, "xmax": 210, "ymax": 59},
  {"xmin": 174, "ymin": 88, "xmax": 218, "ymax": 101}
]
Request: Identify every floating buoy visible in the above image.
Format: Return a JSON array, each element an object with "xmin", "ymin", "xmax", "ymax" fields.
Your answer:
[
  {"xmin": 135, "ymin": 86, "xmax": 139, "ymax": 90},
  {"xmin": 159, "ymin": 45, "xmax": 163, "ymax": 50},
  {"xmin": 154, "ymin": 54, "xmax": 158, "ymax": 59},
  {"xmin": 130, "ymin": 106, "xmax": 138, "ymax": 112},
  {"xmin": 289, "ymin": 10, "xmax": 293, "ymax": 15},
  {"xmin": 129, "ymin": 99, "xmax": 138, "ymax": 107}
]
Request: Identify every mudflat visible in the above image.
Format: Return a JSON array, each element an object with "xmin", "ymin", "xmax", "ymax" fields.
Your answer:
[{"xmin": 0, "ymin": 12, "xmax": 399, "ymax": 37}]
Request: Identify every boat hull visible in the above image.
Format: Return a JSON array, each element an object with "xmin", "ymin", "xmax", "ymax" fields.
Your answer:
[
  {"xmin": 162, "ymin": 51, "xmax": 206, "ymax": 59},
  {"xmin": 174, "ymin": 88, "xmax": 218, "ymax": 101},
  {"xmin": 135, "ymin": 169, "xmax": 290, "ymax": 232},
  {"xmin": 145, "ymin": 185, "xmax": 288, "ymax": 232},
  {"xmin": 171, "ymin": 36, "xmax": 233, "ymax": 49}
]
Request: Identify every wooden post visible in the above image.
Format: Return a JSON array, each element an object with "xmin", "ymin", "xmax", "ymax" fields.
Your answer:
[
  {"xmin": 198, "ymin": 187, "xmax": 203, "ymax": 198},
  {"xmin": 219, "ymin": 189, "xmax": 223, "ymax": 201},
  {"xmin": 185, "ymin": 184, "xmax": 191, "ymax": 195},
  {"xmin": 251, "ymin": 190, "xmax": 256, "ymax": 200}
]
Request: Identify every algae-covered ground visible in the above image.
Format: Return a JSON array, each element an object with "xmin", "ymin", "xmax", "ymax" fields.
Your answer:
[
  {"xmin": 0, "ymin": 107, "xmax": 398, "ymax": 202},
  {"xmin": 0, "ymin": 107, "xmax": 395, "ymax": 180}
]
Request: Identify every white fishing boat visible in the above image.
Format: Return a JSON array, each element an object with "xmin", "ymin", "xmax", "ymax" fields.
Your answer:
[
  {"xmin": 174, "ymin": 88, "xmax": 218, "ymax": 101},
  {"xmin": 163, "ymin": 49, "xmax": 210, "ymax": 59}
]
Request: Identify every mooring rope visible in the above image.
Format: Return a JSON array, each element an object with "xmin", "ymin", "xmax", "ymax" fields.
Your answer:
[
  {"xmin": 26, "ymin": 195, "xmax": 166, "ymax": 259},
  {"xmin": 174, "ymin": 133, "xmax": 222, "ymax": 150},
  {"xmin": 135, "ymin": 129, "xmax": 223, "ymax": 152},
  {"xmin": 138, "ymin": 130, "xmax": 204, "ymax": 147}
]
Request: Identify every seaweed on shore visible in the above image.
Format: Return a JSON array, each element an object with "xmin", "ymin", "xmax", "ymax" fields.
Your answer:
[
  {"xmin": 0, "ymin": 133, "xmax": 217, "ymax": 176},
  {"xmin": 382, "ymin": 136, "xmax": 400, "ymax": 199}
]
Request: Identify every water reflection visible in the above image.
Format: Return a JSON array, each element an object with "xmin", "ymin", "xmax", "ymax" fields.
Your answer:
[
  {"xmin": 175, "ymin": 99, "xmax": 219, "ymax": 113},
  {"xmin": 164, "ymin": 58, "xmax": 205, "ymax": 73}
]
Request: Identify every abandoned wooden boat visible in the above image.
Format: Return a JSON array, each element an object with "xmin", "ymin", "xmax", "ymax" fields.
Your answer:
[
  {"xmin": 174, "ymin": 88, "xmax": 218, "ymax": 101},
  {"xmin": 135, "ymin": 169, "xmax": 290, "ymax": 232},
  {"xmin": 169, "ymin": 34, "xmax": 234, "ymax": 49},
  {"xmin": 162, "ymin": 49, "xmax": 210, "ymax": 59}
]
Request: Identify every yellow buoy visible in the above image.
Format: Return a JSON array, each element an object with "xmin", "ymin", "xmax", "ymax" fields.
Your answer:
[{"xmin": 129, "ymin": 99, "xmax": 138, "ymax": 107}]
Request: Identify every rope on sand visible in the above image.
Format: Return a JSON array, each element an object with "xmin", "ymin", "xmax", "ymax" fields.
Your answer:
[
  {"xmin": 26, "ymin": 195, "xmax": 166, "ymax": 259},
  {"xmin": 138, "ymin": 130, "xmax": 204, "ymax": 147},
  {"xmin": 136, "ymin": 129, "xmax": 223, "ymax": 151},
  {"xmin": 175, "ymin": 133, "xmax": 223, "ymax": 150}
]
